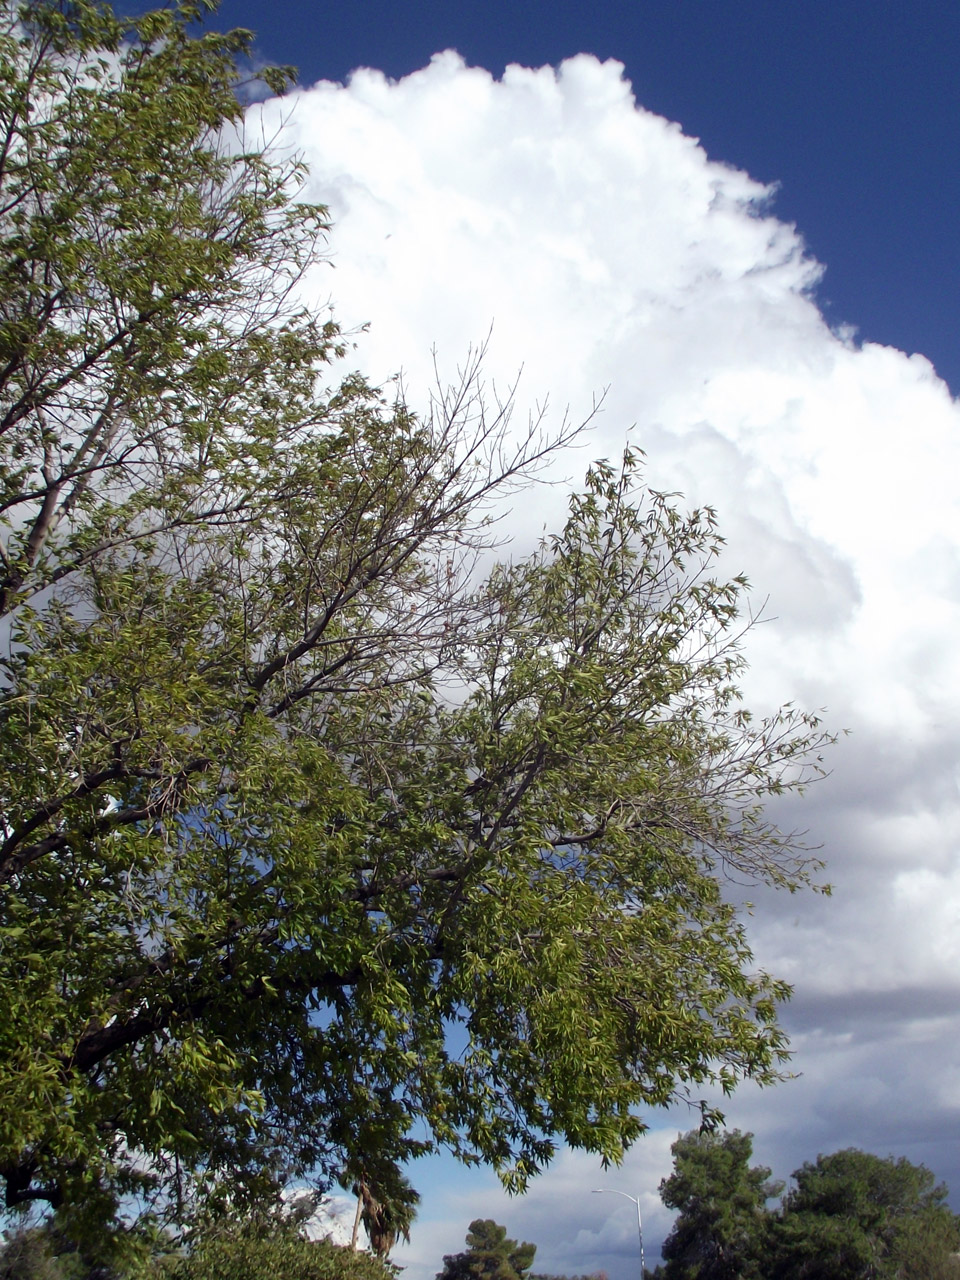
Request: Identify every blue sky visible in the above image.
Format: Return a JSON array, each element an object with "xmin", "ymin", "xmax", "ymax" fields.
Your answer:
[
  {"xmin": 203, "ymin": 3, "xmax": 960, "ymax": 1273},
  {"xmin": 218, "ymin": 0, "xmax": 960, "ymax": 394}
]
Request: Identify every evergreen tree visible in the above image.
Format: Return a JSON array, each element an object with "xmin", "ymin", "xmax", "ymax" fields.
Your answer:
[
  {"xmin": 659, "ymin": 1130, "xmax": 780, "ymax": 1280},
  {"xmin": 770, "ymin": 1149, "xmax": 960, "ymax": 1279},
  {"xmin": 437, "ymin": 1221, "xmax": 537, "ymax": 1280}
]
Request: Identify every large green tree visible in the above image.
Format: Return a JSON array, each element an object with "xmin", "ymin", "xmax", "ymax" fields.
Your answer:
[
  {"xmin": 770, "ymin": 1149, "xmax": 960, "ymax": 1279},
  {"xmin": 658, "ymin": 1130, "xmax": 781, "ymax": 1280},
  {"xmin": 0, "ymin": 0, "xmax": 830, "ymax": 1245},
  {"xmin": 657, "ymin": 1140, "xmax": 960, "ymax": 1280}
]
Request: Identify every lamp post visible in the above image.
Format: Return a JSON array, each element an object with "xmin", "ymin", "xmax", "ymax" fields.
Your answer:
[{"xmin": 592, "ymin": 1188, "xmax": 644, "ymax": 1280}]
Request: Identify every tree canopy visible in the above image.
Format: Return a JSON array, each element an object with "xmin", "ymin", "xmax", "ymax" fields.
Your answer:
[
  {"xmin": 659, "ymin": 1130, "xmax": 780, "ymax": 1280},
  {"xmin": 171, "ymin": 1219, "xmax": 397, "ymax": 1280},
  {"xmin": 654, "ymin": 1136, "xmax": 960, "ymax": 1280},
  {"xmin": 0, "ymin": 0, "xmax": 830, "ymax": 1247},
  {"xmin": 0, "ymin": 1214, "xmax": 400, "ymax": 1280},
  {"xmin": 437, "ymin": 1220, "xmax": 536, "ymax": 1280},
  {"xmin": 771, "ymin": 1148, "xmax": 960, "ymax": 1279}
]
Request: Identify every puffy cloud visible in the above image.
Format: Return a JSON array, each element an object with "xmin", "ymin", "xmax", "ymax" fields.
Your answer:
[{"xmin": 248, "ymin": 51, "xmax": 960, "ymax": 1271}]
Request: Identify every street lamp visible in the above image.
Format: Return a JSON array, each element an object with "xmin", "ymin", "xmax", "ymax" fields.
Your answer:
[{"xmin": 592, "ymin": 1188, "xmax": 644, "ymax": 1280}]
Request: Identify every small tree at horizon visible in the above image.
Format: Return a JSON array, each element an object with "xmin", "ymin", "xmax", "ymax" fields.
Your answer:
[{"xmin": 437, "ymin": 1220, "xmax": 537, "ymax": 1280}]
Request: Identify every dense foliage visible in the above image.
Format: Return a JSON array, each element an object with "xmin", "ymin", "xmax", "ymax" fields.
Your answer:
[
  {"xmin": 0, "ymin": 1217, "xmax": 398, "ymax": 1280},
  {"xmin": 0, "ymin": 0, "xmax": 830, "ymax": 1248},
  {"xmin": 771, "ymin": 1148, "xmax": 960, "ymax": 1279},
  {"xmin": 170, "ymin": 1221, "xmax": 397, "ymax": 1280},
  {"xmin": 437, "ymin": 1220, "xmax": 536, "ymax": 1280},
  {"xmin": 659, "ymin": 1130, "xmax": 779, "ymax": 1280},
  {"xmin": 653, "ymin": 1134, "xmax": 960, "ymax": 1279}
]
